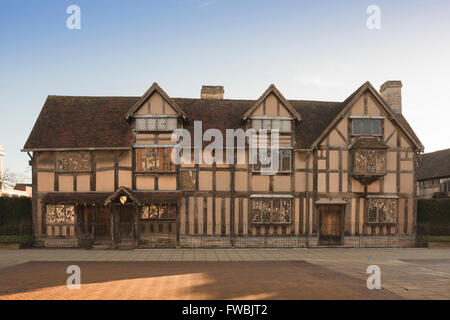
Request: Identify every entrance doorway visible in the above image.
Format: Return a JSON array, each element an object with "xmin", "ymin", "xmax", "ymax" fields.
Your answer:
[
  {"xmin": 93, "ymin": 206, "xmax": 111, "ymax": 248},
  {"xmin": 118, "ymin": 205, "xmax": 135, "ymax": 246},
  {"xmin": 318, "ymin": 204, "xmax": 344, "ymax": 246}
]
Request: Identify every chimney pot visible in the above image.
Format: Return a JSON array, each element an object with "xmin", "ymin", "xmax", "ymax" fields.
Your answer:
[
  {"xmin": 201, "ymin": 85, "xmax": 224, "ymax": 99},
  {"xmin": 380, "ymin": 80, "xmax": 402, "ymax": 114}
]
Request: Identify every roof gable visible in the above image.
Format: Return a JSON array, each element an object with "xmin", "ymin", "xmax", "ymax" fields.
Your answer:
[
  {"xmin": 124, "ymin": 83, "xmax": 188, "ymax": 120},
  {"xmin": 310, "ymin": 81, "xmax": 424, "ymax": 151},
  {"xmin": 241, "ymin": 84, "xmax": 302, "ymax": 121}
]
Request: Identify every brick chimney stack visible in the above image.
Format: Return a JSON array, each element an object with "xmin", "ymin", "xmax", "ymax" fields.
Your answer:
[
  {"xmin": 201, "ymin": 85, "xmax": 224, "ymax": 99},
  {"xmin": 380, "ymin": 80, "xmax": 402, "ymax": 114}
]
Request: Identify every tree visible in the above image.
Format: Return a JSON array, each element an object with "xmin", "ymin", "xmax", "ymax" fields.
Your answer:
[{"xmin": 0, "ymin": 168, "xmax": 30, "ymax": 188}]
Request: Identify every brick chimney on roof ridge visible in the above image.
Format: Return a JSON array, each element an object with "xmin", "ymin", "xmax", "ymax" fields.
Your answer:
[
  {"xmin": 380, "ymin": 80, "xmax": 402, "ymax": 114},
  {"xmin": 201, "ymin": 85, "xmax": 224, "ymax": 99}
]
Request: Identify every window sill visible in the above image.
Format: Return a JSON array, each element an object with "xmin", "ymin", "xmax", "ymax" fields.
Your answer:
[
  {"xmin": 365, "ymin": 222, "xmax": 397, "ymax": 226},
  {"xmin": 250, "ymin": 222, "xmax": 292, "ymax": 225},
  {"xmin": 135, "ymin": 171, "xmax": 177, "ymax": 174},
  {"xmin": 251, "ymin": 171, "xmax": 293, "ymax": 175},
  {"xmin": 352, "ymin": 173, "xmax": 386, "ymax": 177},
  {"xmin": 46, "ymin": 224, "xmax": 75, "ymax": 227},
  {"xmin": 350, "ymin": 134, "xmax": 383, "ymax": 137}
]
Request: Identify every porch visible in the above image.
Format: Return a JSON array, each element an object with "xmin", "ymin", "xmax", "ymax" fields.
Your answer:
[{"xmin": 42, "ymin": 188, "xmax": 181, "ymax": 249}]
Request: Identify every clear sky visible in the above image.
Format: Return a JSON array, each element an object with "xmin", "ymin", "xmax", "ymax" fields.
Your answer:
[{"xmin": 1, "ymin": 0, "xmax": 450, "ymax": 181}]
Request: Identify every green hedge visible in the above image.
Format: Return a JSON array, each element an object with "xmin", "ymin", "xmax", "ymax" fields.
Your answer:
[
  {"xmin": 0, "ymin": 235, "xmax": 34, "ymax": 246},
  {"xmin": 0, "ymin": 196, "xmax": 32, "ymax": 226},
  {"xmin": 417, "ymin": 199, "xmax": 450, "ymax": 225}
]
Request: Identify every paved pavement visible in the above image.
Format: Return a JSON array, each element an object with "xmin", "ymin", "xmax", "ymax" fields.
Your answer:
[{"xmin": 0, "ymin": 248, "xmax": 449, "ymax": 299}]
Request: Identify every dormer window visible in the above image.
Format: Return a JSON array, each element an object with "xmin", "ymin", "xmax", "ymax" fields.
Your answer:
[
  {"xmin": 135, "ymin": 116, "xmax": 177, "ymax": 132},
  {"xmin": 251, "ymin": 117, "xmax": 292, "ymax": 133},
  {"xmin": 350, "ymin": 116, "xmax": 382, "ymax": 136}
]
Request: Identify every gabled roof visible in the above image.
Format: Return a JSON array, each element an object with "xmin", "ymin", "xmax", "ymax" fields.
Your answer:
[
  {"xmin": 310, "ymin": 81, "xmax": 424, "ymax": 151},
  {"xmin": 124, "ymin": 82, "xmax": 188, "ymax": 120},
  {"xmin": 417, "ymin": 148, "xmax": 450, "ymax": 181},
  {"xmin": 104, "ymin": 186, "xmax": 138, "ymax": 206},
  {"xmin": 241, "ymin": 84, "xmax": 302, "ymax": 121},
  {"xmin": 23, "ymin": 81, "xmax": 423, "ymax": 152},
  {"xmin": 23, "ymin": 96, "xmax": 138, "ymax": 151},
  {"xmin": 104, "ymin": 186, "xmax": 182, "ymax": 206}
]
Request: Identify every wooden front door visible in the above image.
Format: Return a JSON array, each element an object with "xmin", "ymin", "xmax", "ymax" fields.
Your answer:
[
  {"xmin": 319, "ymin": 205, "xmax": 344, "ymax": 245},
  {"xmin": 118, "ymin": 205, "xmax": 135, "ymax": 246}
]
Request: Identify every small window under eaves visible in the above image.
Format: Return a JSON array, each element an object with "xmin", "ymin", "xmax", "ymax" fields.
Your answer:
[{"xmin": 136, "ymin": 118, "xmax": 177, "ymax": 132}]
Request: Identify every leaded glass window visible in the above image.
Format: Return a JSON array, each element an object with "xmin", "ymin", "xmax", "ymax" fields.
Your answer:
[
  {"xmin": 136, "ymin": 118, "xmax": 177, "ymax": 131},
  {"xmin": 251, "ymin": 198, "xmax": 291, "ymax": 224},
  {"xmin": 136, "ymin": 148, "xmax": 175, "ymax": 172},
  {"xmin": 181, "ymin": 170, "xmax": 196, "ymax": 190},
  {"xmin": 367, "ymin": 199, "xmax": 396, "ymax": 223},
  {"xmin": 56, "ymin": 152, "xmax": 90, "ymax": 172},
  {"xmin": 141, "ymin": 203, "xmax": 177, "ymax": 220},
  {"xmin": 46, "ymin": 204, "xmax": 76, "ymax": 225},
  {"xmin": 252, "ymin": 119, "xmax": 292, "ymax": 133},
  {"xmin": 354, "ymin": 149, "xmax": 386, "ymax": 175},
  {"xmin": 252, "ymin": 150, "xmax": 292, "ymax": 173},
  {"xmin": 352, "ymin": 118, "xmax": 382, "ymax": 136}
]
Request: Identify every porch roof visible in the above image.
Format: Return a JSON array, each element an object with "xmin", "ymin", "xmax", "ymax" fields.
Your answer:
[
  {"xmin": 42, "ymin": 192, "xmax": 110, "ymax": 205},
  {"xmin": 103, "ymin": 187, "xmax": 182, "ymax": 206},
  {"xmin": 42, "ymin": 190, "xmax": 182, "ymax": 206}
]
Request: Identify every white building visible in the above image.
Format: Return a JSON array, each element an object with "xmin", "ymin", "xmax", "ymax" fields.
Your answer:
[{"xmin": 0, "ymin": 145, "xmax": 31, "ymax": 197}]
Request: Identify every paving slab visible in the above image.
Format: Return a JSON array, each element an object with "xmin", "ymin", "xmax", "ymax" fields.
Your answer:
[
  {"xmin": 0, "ymin": 248, "xmax": 449, "ymax": 299},
  {"xmin": 0, "ymin": 261, "xmax": 401, "ymax": 300}
]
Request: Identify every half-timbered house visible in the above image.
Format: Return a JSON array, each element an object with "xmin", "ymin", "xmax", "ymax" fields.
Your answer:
[{"xmin": 23, "ymin": 80, "xmax": 423, "ymax": 248}]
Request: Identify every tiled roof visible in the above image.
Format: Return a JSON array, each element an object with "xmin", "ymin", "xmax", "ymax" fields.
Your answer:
[
  {"xmin": 418, "ymin": 149, "xmax": 450, "ymax": 181},
  {"xmin": 23, "ymin": 83, "xmax": 421, "ymax": 152},
  {"xmin": 23, "ymin": 96, "xmax": 345, "ymax": 150}
]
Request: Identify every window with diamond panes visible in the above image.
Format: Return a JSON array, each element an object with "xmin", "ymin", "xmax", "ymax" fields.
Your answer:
[
  {"xmin": 354, "ymin": 149, "xmax": 386, "ymax": 175},
  {"xmin": 46, "ymin": 204, "xmax": 76, "ymax": 225},
  {"xmin": 251, "ymin": 198, "xmax": 291, "ymax": 224},
  {"xmin": 367, "ymin": 199, "xmax": 396, "ymax": 223},
  {"xmin": 181, "ymin": 170, "xmax": 196, "ymax": 190},
  {"xmin": 136, "ymin": 148, "xmax": 175, "ymax": 172},
  {"xmin": 252, "ymin": 149, "xmax": 291, "ymax": 172},
  {"xmin": 141, "ymin": 203, "xmax": 177, "ymax": 220},
  {"xmin": 136, "ymin": 118, "xmax": 177, "ymax": 131},
  {"xmin": 56, "ymin": 152, "xmax": 90, "ymax": 172},
  {"xmin": 252, "ymin": 119, "xmax": 291, "ymax": 133}
]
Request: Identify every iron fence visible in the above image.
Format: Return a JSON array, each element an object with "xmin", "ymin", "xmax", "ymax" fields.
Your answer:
[
  {"xmin": 3, "ymin": 221, "xmax": 437, "ymax": 249},
  {"xmin": 32, "ymin": 222, "xmax": 421, "ymax": 249}
]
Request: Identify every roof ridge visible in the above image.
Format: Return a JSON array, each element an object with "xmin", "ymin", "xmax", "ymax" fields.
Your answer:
[
  {"xmin": 421, "ymin": 148, "xmax": 450, "ymax": 155},
  {"xmin": 48, "ymin": 95, "xmax": 140, "ymax": 98},
  {"xmin": 46, "ymin": 95, "xmax": 342, "ymax": 104}
]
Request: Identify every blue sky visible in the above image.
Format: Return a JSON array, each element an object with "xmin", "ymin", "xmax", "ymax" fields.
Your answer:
[{"xmin": 1, "ymin": 0, "xmax": 450, "ymax": 180}]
